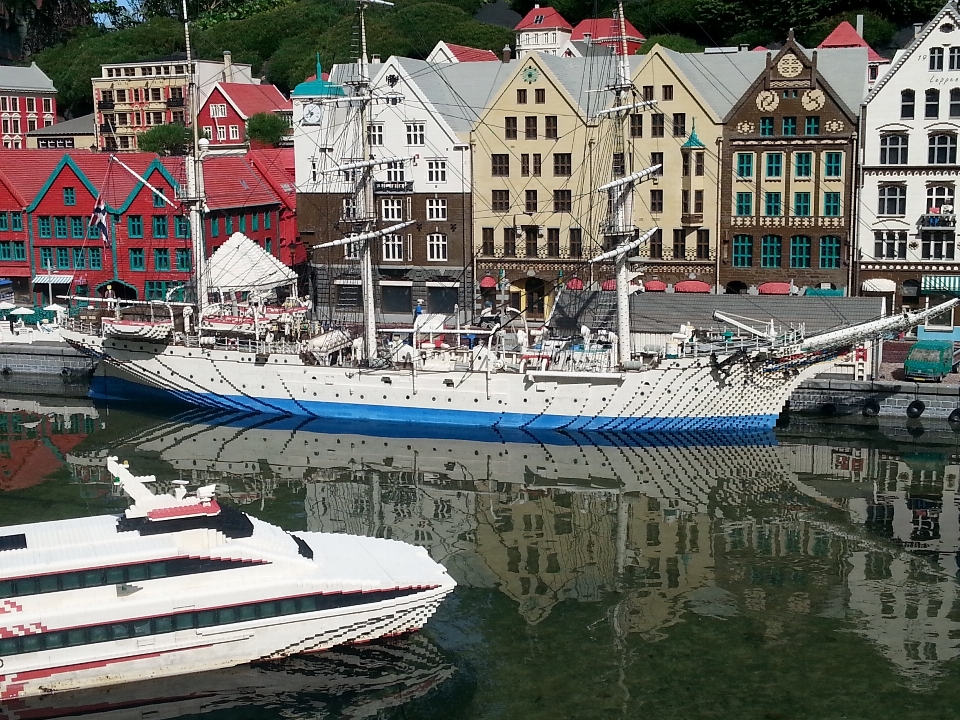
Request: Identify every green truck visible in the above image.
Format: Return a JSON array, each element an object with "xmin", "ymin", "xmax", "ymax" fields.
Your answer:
[{"xmin": 903, "ymin": 339, "xmax": 960, "ymax": 382}]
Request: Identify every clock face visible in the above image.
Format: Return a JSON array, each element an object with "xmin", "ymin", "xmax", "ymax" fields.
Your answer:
[
  {"xmin": 756, "ymin": 90, "xmax": 779, "ymax": 112},
  {"xmin": 522, "ymin": 67, "xmax": 540, "ymax": 84},
  {"xmin": 801, "ymin": 89, "xmax": 825, "ymax": 111},
  {"xmin": 777, "ymin": 53, "xmax": 803, "ymax": 78},
  {"xmin": 302, "ymin": 103, "xmax": 323, "ymax": 125}
]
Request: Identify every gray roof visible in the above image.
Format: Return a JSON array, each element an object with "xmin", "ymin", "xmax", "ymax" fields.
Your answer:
[
  {"xmin": 660, "ymin": 48, "xmax": 767, "ymax": 119},
  {"xmin": 550, "ymin": 292, "xmax": 884, "ymax": 336},
  {"xmin": 803, "ymin": 46, "xmax": 867, "ymax": 117},
  {"xmin": 0, "ymin": 62, "xmax": 55, "ymax": 93},
  {"xmin": 537, "ymin": 53, "xmax": 636, "ymax": 117},
  {"xmin": 27, "ymin": 113, "xmax": 94, "ymax": 136}
]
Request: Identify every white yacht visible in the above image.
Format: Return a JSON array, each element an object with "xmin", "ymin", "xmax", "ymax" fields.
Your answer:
[{"xmin": 0, "ymin": 458, "xmax": 455, "ymax": 700}]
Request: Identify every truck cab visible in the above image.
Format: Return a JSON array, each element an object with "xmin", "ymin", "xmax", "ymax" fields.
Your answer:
[{"xmin": 903, "ymin": 339, "xmax": 959, "ymax": 382}]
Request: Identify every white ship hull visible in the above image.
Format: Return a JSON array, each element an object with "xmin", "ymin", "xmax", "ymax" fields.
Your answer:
[{"xmin": 64, "ymin": 329, "xmax": 835, "ymax": 432}]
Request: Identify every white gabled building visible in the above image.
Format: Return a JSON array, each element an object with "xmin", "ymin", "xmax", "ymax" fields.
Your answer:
[{"xmin": 857, "ymin": 1, "xmax": 960, "ymax": 317}]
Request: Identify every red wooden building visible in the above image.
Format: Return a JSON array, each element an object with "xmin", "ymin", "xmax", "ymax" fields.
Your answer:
[{"xmin": 198, "ymin": 82, "xmax": 291, "ymax": 149}]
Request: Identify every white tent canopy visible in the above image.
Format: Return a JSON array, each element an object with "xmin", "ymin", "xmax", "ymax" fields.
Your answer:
[{"xmin": 205, "ymin": 232, "xmax": 297, "ymax": 294}]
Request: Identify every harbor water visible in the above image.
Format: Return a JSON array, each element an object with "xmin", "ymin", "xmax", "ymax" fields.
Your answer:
[{"xmin": 3, "ymin": 395, "xmax": 960, "ymax": 718}]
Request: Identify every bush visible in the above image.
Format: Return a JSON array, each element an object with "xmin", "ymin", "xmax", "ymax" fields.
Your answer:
[{"xmin": 246, "ymin": 112, "xmax": 289, "ymax": 146}]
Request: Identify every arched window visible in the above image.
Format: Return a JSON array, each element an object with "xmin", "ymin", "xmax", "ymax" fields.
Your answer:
[
  {"xmin": 790, "ymin": 235, "xmax": 812, "ymax": 268},
  {"xmin": 732, "ymin": 235, "xmax": 752, "ymax": 267},
  {"xmin": 901, "ymin": 89, "xmax": 915, "ymax": 119},
  {"xmin": 761, "ymin": 235, "xmax": 782, "ymax": 268},
  {"xmin": 926, "ymin": 88, "xmax": 940, "ymax": 119},
  {"xmin": 819, "ymin": 236, "xmax": 841, "ymax": 269},
  {"xmin": 880, "ymin": 134, "xmax": 908, "ymax": 164},
  {"xmin": 951, "ymin": 88, "xmax": 960, "ymax": 118},
  {"xmin": 928, "ymin": 133, "xmax": 957, "ymax": 164}
]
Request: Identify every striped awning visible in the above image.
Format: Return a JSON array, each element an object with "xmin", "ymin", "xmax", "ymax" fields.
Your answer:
[
  {"xmin": 921, "ymin": 275, "xmax": 960, "ymax": 293},
  {"xmin": 33, "ymin": 274, "xmax": 73, "ymax": 285}
]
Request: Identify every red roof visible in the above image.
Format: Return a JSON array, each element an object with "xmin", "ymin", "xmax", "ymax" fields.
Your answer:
[
  {"xmin": 752, "ymin": 45, "xmax": 768, "ymax": 52},
  {"xmin": 515, "ymin": 6, "xmax": 572, "ymax": 31},
  {"xmin": 247, "ymin": 148, "xmax": 296, "ymax": 209},
  {"xmin": 216, "ymin": 82, "xmax": 291, "ymax": 120},
  {"xmin": 572, "ymin": 18, "xmax": 644, "ymax": 43},
  {"xmin": 163, "ymin": 155, "xmax": 281, "ymax": 211},
  {"xmin": 818, "ymin": 21, "xmax": 887, "ymax": 63},
  {"xmin": 445, "ymin": 43, "xmax": 499, "ymax": 62}
]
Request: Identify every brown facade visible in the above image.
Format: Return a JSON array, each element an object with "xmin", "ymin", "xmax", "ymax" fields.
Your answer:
[
  {"xmin": 298, "ymin": 190, "xmax": 472, "ymax": 323},
  {"xmin": 719, "ymin": 38, "xmax": 857, "ymax": 295}
]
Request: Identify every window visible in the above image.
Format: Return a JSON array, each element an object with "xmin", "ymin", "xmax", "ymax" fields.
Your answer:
[
  {"xmin": 54, "ymin": 217, "xmax": 67, "ymax": 239},
  {"xmin": 931, "ymin": 47, "xmax": 944, "ymax": 71},
  {"xmin": 427, "ymin": 160, "xmax": 446, "ymax": 182},
  {"xmin": 673, "ymin": 113, "xmax": 686, "ymax": 137},
  {"xmin": 532, "ymin": 153, "xmax": 542, "ymax": 176},
  {"xmin": 736, "ymin": 192, "xmax": 753, "ymax": 216},
  {"xmin": 880, "ymin": 134, "xmax": 908, "ymax": 164},
  {"xmin": 553, "ymin": 153, "xmax": 572, "ymax": 176},
  {"xmin": 0, "ymin": 241, "xmax": 9, "ymax": 260},
  {"xmin": 553, "ymin": 189, "xmax": 571, "ymax": 212},
  {"xmin": 503, "ymin": 227, "xmax": 516, "ymax": 256},
  {"xmin": 648, "ymin": 229, "xmax": 662, "ymax": 259},
  {"xmin": 694, "ymin": 189, "xmax": 704, "ymax": 214},
  {"xmin": 696, "ymin": 229, "xmax": 710, "ymax": 260},
  {"xmin": 630, "ymin": 114, "xmax": 642, "ymax": 138},
  {"xmin": 229, "ymin": 125, "xmax": 239, "ymax": 140},
  {"xmin": 794, "ymin": 152, "xmax": 812, "ymax": 178},
  {"xmin": 651, "ymin": 114, "xmax": 664, "ymax": 137},
  {"xmin": 517, "ymin": 89, "xmax": 527, "ymax": 104},
  {"xmin": 521, "ymin": 154, "xmax": 530, "ymax": 176},
  {"xmin": 672, "ymin": 229, "xmax": 686, "ymax": 259},
  {"xmin": 878, "ymin": 185, "xmax": 907, "ymax": 215},
  {"xmin": 382, "ymin": 199, "xmax": 403, "ymax": 221},
  {"xmin": 782, "ymin": 116, "xmax": 797, "ymax": 135},
  {"xmin": 650, "ymin": 189, "xmax": 664, "ymax": 213},
  {"xmin": 765, "ymin": 192, "xmax": 782, "ymax": 216},
  {"xmin": 790, "ymin": 235, "xmax": 811, "ymax": 268},
  {"xmin": 154, "ymin": 248, "xmax": 170, "ymax": 271},
  {"xmin": 90, "ymin": 247, "xmax": 102, "ymax": 269},
  {"xmin": 569, "ymin": 228, "xmax": 582, "ymax": 258},
  {"xmin": 210, "ymin": 217, "xmax": 219, "ymax": 237},
  {"xmin": 176, "ymin": 248, "xmax": 191, "ymax": 271},
  {"xmin": 612, "ymin": 152, "xmax": 625, "ymax": 177},
  {"xmin": 0, "ymin": 212, "xmax": 6, "ymax": 231},
  {"xmin": 952, "ymin": 47, "xmax": 960, "ymax": 70},
  {"xmin": 927, "ymin": 184, "xmax": 955, "ymax": 211},
  {"xmin": 175, "ymin": 216, "xmax": 190, "ymax": 238},
  {"xmin": 525, "ymin": 116, "xmax": 537, "ymax": 140},
  {"xmin": 482, "ymin": 227, "xmax": 495, "ymax": 255},
  {"xmin": 505, "ymin": 116, "xmax": 518, "ymax": 140},
  {"xmin": 40, "ymin": 247, "xmax": 53, "ymax": 268},
  {"xmin": 736, "ymin": 153, "xmax": 753, "ymax": 178},
  {"xmin": 662, "ymin": 85, "xmax": 673, "ymax": 100},
  {"xmin": 547, "ymin": 228, "xmax": 560, "ymax": 257},
  {"xmin": 535, "ymin": 88, "xmax": 545, "ymax": 104},
  {"xmin": 11, "ymin": 212, "xmax": 21, "ymax": 231},
  {"xmin": 426, "ymin": 198, "xmax": 447, "ymax": 220},
  {"xmin": 382, "ymin": 234, "xmax": 403, "ymax": 261},
  {"xmin": 761, "ymin": 235, "xmax": 781, "ymax": 268},
  {"xmin": 427, "ymin": 233, "xmax": 447, "ymax": 261},
  {"xmin": 642, "ymin": 86, "xmax": 654, "ymax": 101},
  {"xmin": 210, "ymin": 103, "xmax": 227, "ymax": 118},
  {"xmin": 823, "ymin": 192, "xmax": 841, "ymax": 217},
  {"xmin": 819, "ymin": 236, "xmax": 841, "ymax": 269},
  {"xmin": 525, "ymin": 189, "xmax": 538, "ymax": 213},
  {"xmin": 264, "ymin": 212, "xmax": 271, "ymax": 229},
  {"xmin": 128, "ymin": 216, "xmax": 143, "ymax": 238},
  {"xmin": 929, "ymin": 133, "xmax": 958, "ymax": 164},
  {"xmin": 760, "ymin": 117, "xmax": 774, "ymax": 136},
  {"xmin": 63, "ymin": 187, "xmax": 76, "ymax": 206},
  {"xmin": 952, "ymin": 88, "xmax": 960, "ymax": 118},
  {"xmin": 682, "ymin": 189, "xmax": 690, "ymax": 214},
  {"xmin": 367, "ymin": 124, "xmax": 383, "ymax": 145},
  {"xmin": 492, "ymin": 154, "xmax": 510, "ymax": 176},
  {"xmin": 492, "ymin": 189, "xmax": 510, "ymax": 212},
  {"xmin": 70, "ymin": 217, "xmax": 83, "ymax": 239},
  {"xmin": 766, "ymin": 153, "xmax": 782, "ymax": 178},
  {"xmin": 405, "ymin": 123, "xmax": 425, "ymax": 145},
  {"xmin": 874, "ymin": 230, "xmax": 907, "ymax": 259},
  {"xmin": 545, "ymin": 116, "xmax": 558, "ymax": 139},
  {"xmin": 793, "ymin": 192, "xmax": 811, "ymax": 217},
  {"xmin": 922, "ymin": 229, "xmax": 955, "ymax": 259},
  {"xmin": 824, "ymin": 152, "xmax": 842, "ymax": 177},
  {"xmin": 38, "ymin": 216, "xmax": 51, "ymax": 238},
  {"xmin": 651, "ymin": 152, "xmax": 663, "ymax": 174},
  {"xmin": 805, "ymin": 116, "xmax": 820, "ymax": 135},
  {"xmin": 343, "ymin": 236, "xmax": 360, "ymax": 260},
  {"xmin": 129, "ymin": 248, "xmax": 145, "ymax": 271},
  {"xmin": 153, "ymin": 216, "xmax": 168, "ymax": 238},
  {"xmin": 43, "ymin": 98, "xmax": 51, "ymax": 113},
  {"xmin": 216, "ymin": 126, "xmax": 226, "ymax": 142},
  {"xmin": 385, "ymin": 162, "xmax": 405, "ymax": 183},
  {"xmin": 926, "ymin": 89, "xmax": 940, "ymax": 119},
  {"xmin": 695, "ymin": 152, "xmax": 704, "ymax": 177},
  {"xmin": 902, "ymin": 89, "xmax": 915, "ymax": 119},
  {"xmin": 682, "ymin": 152, "xmax": 690, "ymax": 177},
  {"xmin": 733, "ymin": 235, "xmax": 752, "ymax": 267}
]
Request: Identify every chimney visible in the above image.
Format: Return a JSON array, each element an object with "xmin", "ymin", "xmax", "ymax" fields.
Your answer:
[
  {"xmin": 914, "ymin": 22, "xmax": 923, "ymax": 37},
  {"xmin": 502, "ymin": 44, "xmax": 512, "ymax": 63},
  {"xmin": 371, "ymin": 54, "xmax": 381, "ymax": 63},
  {"xmin": 223, "ymin": 50, "xmax": 234, "ymax": 83},
  {"xmin": 856, "ymin": 14, "xmax": 864, "ymax": 38}
]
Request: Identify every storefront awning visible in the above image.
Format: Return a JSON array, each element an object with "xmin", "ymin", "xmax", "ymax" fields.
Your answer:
[
  {"xmin": 674, "ymin": 280, "xmax": 711, "ymax": 293},
  {"xmin": 600, "ymin": 279, "xmax": 616, "ymax": 291},
  {"xmin": 758, "ymin": 282, "xmax": 792, "ymax": 295},
  {"xmin": 805, "ymin": 288, "xmax": 844, "ymax": 296},
  {"xmin": 479, "ymin": 275, "xmax": 497, "ymax": 288},
  {"xmin": 921, "ymin": 275, "xmax": 960, "ymax": 293},
  {"xmin": 565, "ymin": 277, "xmax": 584, "ymax": 290},
  {"xmin": 644, "ymin": 280, "xmax": 667, "ymax": 292},
  {"xmin": 861, "ymin": 278, "xmax": 896, "ymax": 293},
  {"xmin": 33, "ymin": 274, "xmax": 74, "ymax": 285}
]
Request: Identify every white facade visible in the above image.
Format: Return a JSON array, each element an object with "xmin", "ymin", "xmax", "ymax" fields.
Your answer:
[
  {"xmin": 516, "ymin": 28, "xmax": 571, "ymax": 57},
  {"xmin": 858, "ymin": 4, "xmax": 960, "ymax": 302}
]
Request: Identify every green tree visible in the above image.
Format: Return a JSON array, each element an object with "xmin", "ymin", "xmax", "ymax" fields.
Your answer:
[
  {"xmin": 246, "ymin": 112, "xmax": 290, "ymax": 147},
  {"xmin": 137, "ymin": 123, "xmax": 192, "ymax": 155},
  {"xmin": 638, "ymin": 34, "xmax": 704, "ymax": 54}
]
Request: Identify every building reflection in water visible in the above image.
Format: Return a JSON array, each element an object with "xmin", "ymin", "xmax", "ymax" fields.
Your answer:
[{"xmin": 62, "ymin": 412, "xmax": 960, "ymax": 684}]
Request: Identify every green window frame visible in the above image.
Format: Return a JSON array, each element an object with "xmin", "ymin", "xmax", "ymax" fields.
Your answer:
[
  {"xmin": 735, "ymin": 192, "xmax": 753, "ymax": 216},
  {"xmin": 824, "ymin": 152, "xmax": 842, "ymax": 177},
  {"xmin": 11, "ymin": 213, "xmax": 21, "ymax": 231},
  {"xmin": 226, "ymin": 216, "xmax": 233, "ymax": 234},
  {"xmin": 89, "ymin": 247, "xmax": 102, "ymax": 270},
  {"xmin": 0, "ymin": 241, "xmax": 10, "ymax": 260},
  {"xmin": 13, "ymin": 241, "xmax": 25, "ymax": 261},
  {"xmin": 252, "ymin": 213, "xmax": 259, "ymax": 231},
  {"xmin": 153, "ymin": 189, "xmax": 166, "ymax": 208},
  {"xmin": 794, "ymin": 192, "xmax": 811, "ymax": 217},
  {"xmin": 264, "ymin": 211, "xmax": 271, "ymax": 229},
  {"xmin": 153, "ymin": 216, "xmax": 168, "ymax": 239},
  {"xmin": 175, "ymin": 216, "xmax": 190, "ymax": 238},
  {"xmin": 765, "ymin": 153, "xmax": 782, "ymax": 178},
  {"xmin": 56, "ymin": 247, "xmax": 69, "ymax": 269},
  {"xmin": 176, "ymin": 248, "xmax": 191, "ymax": 272},
  {"xmin": 733, "ymin": 235, "xmax": 753, "ymax": 267},
  {"xmin": 128, "ymin": 216, "xmax": 143, "ymax": 238},
  {"xmin": 73, "ymin": 248, "xmax": 85, "ymax": 269},
  {"xmin": 265, "ymin": 239, "xmax": 272, "ymax": 255},
  {"xmin": 70, "ymin": 217, "xmax": 84, "ymax": 239},
  {"xmin": 54, "ymin": 217, "xmax": 67, "ymax": 239},
  {"xmin": 63, "ymin": 187, "xmax": 76, "ymax": 206},
  {"xmin": 819, "ymin": 235, "xmax": 841, "ymax": 269},
  {"xmin": 823, "ymin": 192, "xmax": 841, "ymax": 217},
  {"xmin": 154, "ymin": 248, "xmax": 170, "ymax": 271},
  {"xmin": 40, "ymin": 247, "xmax": 53, "ymax": 268},
  {"xmin": 736, "ymin": 153, "xmax": 753, "ymax": 178},
  {"xmin": 765, "ymin": 192, "xmax": 782, "ymax": 216},
  {"xmin": 760, "ymin": 117, "xmax": 774, "ymax": 136},
  {"xmin": 794, "ymin": 153, "xmax": 812, "ymax": 178},
  {"xmin": 0, "ymin": 212, "xmax": 7, "ymax": 231},
  {"xmin": 239, "ymin": 215, "xmax": 246, "ymax": 233},
  {"xmin": 782, "ymin": 117, "xmax": 797, "ymax": 135},
  {"xmin": 210, "ymin": 217, "xmax": 219, "ymax": 237},
  {"xmin": 129, "ymin": 248, "xmax": 145, "ymax": 271},
  {"xmin": 805, "ymin": 116, "xmax": 820, "ymax": 135},
  {"xmin": 790, "ymin": 235, "xmax": 811, "ymax": 268},
  {"xmin": 761, "ymin": 235, "xmax": 781, "ymax": 268}
]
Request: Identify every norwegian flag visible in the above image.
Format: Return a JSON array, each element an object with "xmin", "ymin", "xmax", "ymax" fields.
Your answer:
[{"xmin": 89, "ymin": 194, "xmax": 110, "ymax": 248}]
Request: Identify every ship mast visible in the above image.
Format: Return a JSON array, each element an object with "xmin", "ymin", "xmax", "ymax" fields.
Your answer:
[
  {"xmin": 182, "ymin": 0, "xmax": 207, "ymax": 311},
  {"xmin": 357, "ymin": 0, "xmax": 377, "ymax": 362}
]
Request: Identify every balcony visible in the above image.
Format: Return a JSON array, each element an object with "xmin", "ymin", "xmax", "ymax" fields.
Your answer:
[
  {"xmin": 374, "ymin": 181, "xmax": 413, "ymax": 194},
  {"xmin": 681, "ymin": 212, "xmax": 704, "ymax": 226},
  {"xmin": 99, "ymin": 123, "xmax": 115, "ymax": 134},
  {"xmin": 99, "ymin": 101, "xmax": 115, "ymax": 110},
  {"xmin": 166, "ymin": 97, "xmax": 185, "ymax": 108},
  {"xmin": 919, "ymin": 212, "xmax": 956, "ymax": 228}
]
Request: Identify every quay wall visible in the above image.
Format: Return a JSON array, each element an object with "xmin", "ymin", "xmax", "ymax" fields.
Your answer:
[
  {"xmin": 790, "ymin": 378, "xmax": 960, "ymax": 420},
  {"xmin": 0, "ymin": 343, "xmax": 96, "ymax": 378}
]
